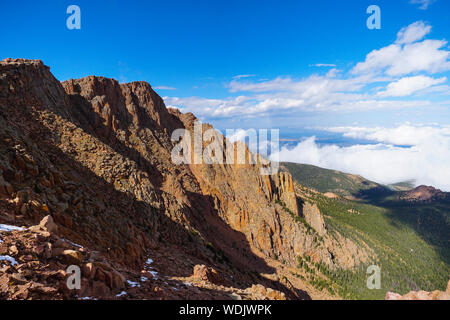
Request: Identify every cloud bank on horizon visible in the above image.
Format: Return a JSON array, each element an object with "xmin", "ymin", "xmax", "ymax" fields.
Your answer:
[{"xmin": 270, "ymin": 124, "xmax": 450, "ymax": 191}]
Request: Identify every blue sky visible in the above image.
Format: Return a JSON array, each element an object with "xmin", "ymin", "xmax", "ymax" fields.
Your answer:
[
  {"xmin": 1, "ymin": 1, "xmax": 449, "ymax": 123},
  {"xmin": 1, "ymin": 0, "xmax": 450, "ymax": 188},
  {"xmin": 1, "ymin": 1, "xmax": 449, "ymax": 116}
]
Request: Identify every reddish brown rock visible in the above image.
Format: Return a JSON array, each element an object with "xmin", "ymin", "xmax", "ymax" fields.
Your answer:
[
  {"xmin": 81, "ymin": 263, "xmax": 96, "ymax": 280},
  {"xmin": 10, "ymin": 273, "xmax": 28, "ymax": 285},
  {"xmin": 301, "ymin": 202, "xmax": 326, "ymax": 236},
  {"xmin": 192, "ymin": 265, "xmax": 222, "ymax": 285},
  {"xmin": 12, "ymin": 284, "xmax": 29, "ymax": 299},
  {"xmin": 400, "ymin": 185, "xmax": 449, "ymax": 202},
  {"xmin": 30, "ymin": 283, "xmax": 58, "ymax": 295},
  {"xmin": 39, "ymin": 216, "xmax": 58, "ymax": 233},
  {"xmin": 245, "ymin": 284, "xmax": 286, "ymax": 300},
  {"xmin": 386, "ymin": 281, "xmax": 450, "ymax": 300},
  {"xmin": 61, "ymin": 250, "xmax": 83, "ymax": 265},
  {"xmin": 91, "ymin": 281, "xmax": 110, "ymax": 297}
]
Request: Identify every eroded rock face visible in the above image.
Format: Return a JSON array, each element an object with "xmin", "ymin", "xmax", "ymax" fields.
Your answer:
[
  {"xmin": 301, "ymin": 202, "xmax": 326, "ymax": 236},
  {"xmin": 0, "ymin": 58, "xmax": 373, "ymax": 299},
  {"xmin": 171, "ymin": 116, "xmax": 359, "ymax": 269}
]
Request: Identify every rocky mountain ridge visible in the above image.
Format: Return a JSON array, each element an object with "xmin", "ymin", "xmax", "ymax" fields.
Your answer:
[{"xmin": 0, "ymin": 58, "xmax": 372, "ymax": 300}]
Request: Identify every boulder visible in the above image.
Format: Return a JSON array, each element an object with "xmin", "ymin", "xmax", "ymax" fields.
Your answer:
[
  {"xmin": 8, "ymin": 245, "xmax": 19, "ymax": 256},
  {"xmin": 34, "ymin": 231, "xmax": 51, "ymax": 243},
  {"xmin": 266, "ymin": 288, "xmax": 286, "ymax": 300},
  {"xmin": 192, "ymin": 264, "xmax": 222, "ymax": 285},
  {"xmin": 39, "ymin": 215, "xmax": 58, "ymax": 233},
  {"xmin": 61, "ymin": 250, "xmax": 83, "ymax": 265},
  {"xmin": 81, "ymin": 263, "xmax": 96, "ymax": 279},
  {"xmin": 29, "ymin": 215, "xmax": 58, "ymax": 234},
  {"xmin": 245, "ymin": 284, "xmax": 286, "ymax": 300}
]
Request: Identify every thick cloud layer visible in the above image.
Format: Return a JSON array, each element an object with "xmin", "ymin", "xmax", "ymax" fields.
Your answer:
[{"xmin": 270, "ymin": 125, "xmax": 450, "ymax": 191}]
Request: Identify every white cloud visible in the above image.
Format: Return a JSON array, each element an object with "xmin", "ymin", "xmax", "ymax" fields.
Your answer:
[
  {"xmin": 377, "ymin": 75, "xmax": 447, "ymax": 97},
  {"xmin": 410, "ymin": 0, "xmax": 436, "ymax": 10},
  {"xmin": 164, "ymin": 95, "xmax": 252, "ymax": 118},
  {"xmin": 233, "ymin": 74, "xmax": 256, "ymax": 79},
  {"xmin": 327, "ymin": 124, "xmax": 450, "ymax": 145},
  {"xmin": 396, "ymin": 21, "xmax": 431, "ymax": 45},
  {"xmin": 420, "ymin": 84, "xmax": 450, "ymax": 95},
  {"xmin": 154, "ymin": 86, "xmax": 177, "ymax": 90},
  {"xmin": 227, "ymin": 128, "xmax": 250, "ymax": 143},
  {"xmin": 326, "ymin": 68, "xmax": 340, "ymax": 78},
  {"xmin": 352, "ymin": 44, "xmax": 401, "ymax": 75},
  {"xmin": 390, "ymin": 40, "xmax": 450, "ymax": 76},
  {"xmin": 228, "ymin": 74, "xmax": 368, "ymax": 93},
  {"xmin": 271, "ymin": 125, "xmax": 450, "ymax": 191},
  {"xmin": 310, "ymin": 63, "xmax": 337, "ymax": 67},
  {"xmin": 352, "ymin": 40, "xmax": 450, "ymax": 76},
  {"xmin": 353, "ymin": 22, "xmax": 450, "ymax": 76}
]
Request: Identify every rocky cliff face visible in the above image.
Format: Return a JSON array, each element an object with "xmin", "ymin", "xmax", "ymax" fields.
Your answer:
[
  {"xmin": 301, "ymin": 202, "xmax": 326, "ymax": 236},
  {"xmin": 0, "ymin": 59, "xmax": 372, "ymax": 300},
  {"xmin": 269, "ymin": 172, "xmax": 299, "ymax": 216}
]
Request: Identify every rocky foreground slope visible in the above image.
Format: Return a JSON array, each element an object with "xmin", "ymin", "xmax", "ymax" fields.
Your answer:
[{"xmin": 0, "ymin": 59, "xmax": 372, "ymax": 300}]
